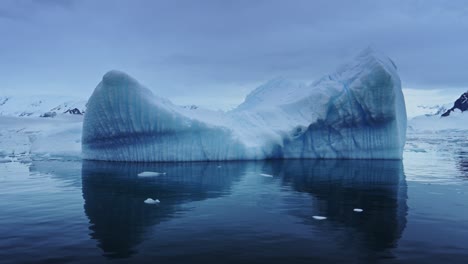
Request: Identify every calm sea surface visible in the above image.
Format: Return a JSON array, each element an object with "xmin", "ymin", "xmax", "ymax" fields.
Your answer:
[{"xmin": 0, "ymin": 131, "xmax": 467, "ymax": 263}]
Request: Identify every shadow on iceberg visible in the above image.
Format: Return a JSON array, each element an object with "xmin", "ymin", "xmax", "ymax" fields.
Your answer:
[{"xmin": 81, "ymin": 160, "xmax": 244, "ymax": 258}]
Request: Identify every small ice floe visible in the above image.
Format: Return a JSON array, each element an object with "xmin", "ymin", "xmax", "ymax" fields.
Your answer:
[
  {"xmin": 260, "ymin": 173, "xmax": 274, "ymax": 178},
  {"xmin": 217, "ymin": 165, "xmax": 222, "ymax": 168},
  {"xmin": 144, "ymin": 198, "xmax": 160, "ymax": 204},
  {"xmin": 312, "ymin": 216, "xmax": 327, "ymax": 220},
  {"xmin": 138, "ymin": 171, "xmax": 166, "ymax": 177},
  {"xmin": 406, "ymin": 148, "xmax": 426, "ymax": 153},
  {"xmin": 353, "ymin": 208, "xmax": 364, "ymax": 213}
]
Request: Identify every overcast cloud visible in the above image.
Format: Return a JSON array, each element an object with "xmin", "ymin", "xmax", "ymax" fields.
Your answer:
[{"xmin": 1, "ymin": 0, "xmax": 467, "ymax": 108}]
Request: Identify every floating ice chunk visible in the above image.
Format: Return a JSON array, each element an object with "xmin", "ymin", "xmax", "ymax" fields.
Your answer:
[
  {"xmin": 82, "ymin": 48, "xmax": 406, "ymax": 161},
  {"xmin": 406, "ymin": 147, "xmax": 426, "ymax": 153},
  {"xmin": 353, "ymin": 208, "xmax": 364, "ymax": 212},
  {"xmin": 144, "ymin": 198, "xmax": 160, "ymax": 204},
  {"xmin": 260, "ymin": 173, "xmax": 274, "ymax": 177},
  {"xmin": 138, "ymin": 171, "xmax": 166, "ymax": 177},
  {"xmin": 312, "ymin": 216, "xmax": 327, "ymax": 220}
]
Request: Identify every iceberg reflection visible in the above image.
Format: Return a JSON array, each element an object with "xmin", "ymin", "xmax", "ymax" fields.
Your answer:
[
  {"xmin": 277, "ymin": 159, "xmax": 408, "ymax": 253},
  {"xmin": 81, "ymin": 159, "xmax": 407, "ymax": 261},
  {"xmin": 81, "ymin": 160, "xmax": 243, "ymax": 258}
]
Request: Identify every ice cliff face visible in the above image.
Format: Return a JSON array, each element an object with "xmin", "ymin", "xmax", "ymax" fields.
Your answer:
[{"xmin": 82, "ymin": 48, "xmax": 406, "ymax": 161}]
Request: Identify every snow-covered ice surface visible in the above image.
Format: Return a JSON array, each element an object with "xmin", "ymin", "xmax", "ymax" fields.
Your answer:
[
  {"xmin": 0, "ymin": 115, "xmax": 83, "ymax": 160},
  {"xmin": 402, "ymin": 88, "xmax": 463, "ymax": 119},
  {"xmin": 406, "ymin": 87, "xmax": 468, "ymax": 177},
  {"xmin": 82, "ymin": 48, "xmax": 407, "ymax": 161},
  {"xmin": 409, "ymin": 109, "xmax": 468, "ymax": 132},
  {"xmin": 404, "ymin": 129, "xmax": 468, "ymax": 184},
  {"xmin": 0, "ymin": 95, "xmax": 85, "ymax": 161},
  {"xmin": 408, "ymin": 88, "xmax": 468, "ymax": 132}
]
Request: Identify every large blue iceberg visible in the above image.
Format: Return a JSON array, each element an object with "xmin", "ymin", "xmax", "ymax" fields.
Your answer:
[{"xmin": 82, "ymin": 48, "xmax": 407, "ymax": 161}]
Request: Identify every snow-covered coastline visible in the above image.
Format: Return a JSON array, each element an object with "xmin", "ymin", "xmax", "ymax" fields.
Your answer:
[
  {"xmin": 0, "ymin": 115, "xmax": 83, "ymax": 161},
  {"xmin": 0, "ymin": 95, "xmax": 86, "ymax": 117},
  {"xmin": 408, "ymin": 90, "xmax": 468, "ymax": 132},
  {"xmin": 0, "ymin": 95, "xmax": 86, "ymax": 160},
  {"xmin": 409, "ymin": 110, "xmax": 468, "ymax": 132}
]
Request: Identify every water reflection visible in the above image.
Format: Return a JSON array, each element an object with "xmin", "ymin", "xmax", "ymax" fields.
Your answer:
[
  {"xmin": 456, "ymin": 151, "xmax": 468, "ymax": 180},
  {"xmin": 81, "ymin": 161, "xmax": 244, "ymax": 258},
  {"xmin": 277, "ymin": 160, "xmax": 407, "ymax": 253},
  {"xmin": 81, "ymin": 159, "xmax": 407, "ymax": 261},
  {"xmin": 29, "ymin": 159, "xmax": 82, "ymax": 187}
]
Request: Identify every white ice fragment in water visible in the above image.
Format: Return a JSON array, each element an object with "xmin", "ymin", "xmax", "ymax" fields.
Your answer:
[
  {"xmin": 406, "ymin": 148, "xmax": 426, "ymax": 153},
  {"xmin": 138, "ymin": 171, "xmax": 166, "ymax": 177},
  {"xmin": 312, "ymin": 216, "xmax": 327, "ymax": 220},
  {"xmin": 353, "ymin": 208, "xmax": 364, "ymax": 212},
  {"xmin": 144, "ymin": 198, "xmax": 160, "ymax": 204},
  {"xmin": 260, "ymin": 173, "xmax": 273, "ymax": 177}
]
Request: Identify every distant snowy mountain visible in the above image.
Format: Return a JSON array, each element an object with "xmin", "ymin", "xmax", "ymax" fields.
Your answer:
[
  {"xmin": 441, "ymin": 91, "xmax": 468, "ymax": 117},
  {"xmin": 414, "ymin": 104, "xmax": 451, "ymax": 116},
  {"xmin": 0, "ymin": 95, "xmax": 87, "ymax": 117},
  {"xmin": 409, "ymin": 90, "xmax": 468, "ymax": 131}
]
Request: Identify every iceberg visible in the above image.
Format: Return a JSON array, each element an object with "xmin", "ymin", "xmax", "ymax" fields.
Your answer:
[{"xmin": 82, "ymin": 48, "xmax": 406, "ymax": 161}]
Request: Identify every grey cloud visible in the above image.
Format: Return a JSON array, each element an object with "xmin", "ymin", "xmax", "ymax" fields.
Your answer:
[{"xmin": 0, "ymin": 0, "xmax": 467, "ymax": 105}]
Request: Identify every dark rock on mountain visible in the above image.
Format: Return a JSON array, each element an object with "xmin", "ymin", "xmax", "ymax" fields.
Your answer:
[
  {"xmin": 442, "ymin": 91, "xmax": 468, "ymax": 117},
  {"xmin": 40, "ymin": 112, "xmax": 57, "ymax": 118},
  {"xmin": 64, "ymin": 108, "xmax": 84, "ymax": 115}
]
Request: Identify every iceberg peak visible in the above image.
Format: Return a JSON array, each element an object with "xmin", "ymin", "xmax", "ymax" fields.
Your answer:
[
  {"xmin": 357, "ymin": 46, "xmax": 378, "ymax": 58},
  {"xmin": 357, "ymin": 46, "xmax": 398, "ymax": 71},
  {"xmin": 102, "ymin": 70, "xmax": 139, "ymax": 86},
  {"xmin": 236, "ymin": 77, "xmax": 307, "ymax": 111}
]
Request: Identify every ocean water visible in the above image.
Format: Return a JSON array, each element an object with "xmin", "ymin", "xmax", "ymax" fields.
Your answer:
[{"xmin": 0, "ymin": 132, "xmax": 467, "ymax": 263}]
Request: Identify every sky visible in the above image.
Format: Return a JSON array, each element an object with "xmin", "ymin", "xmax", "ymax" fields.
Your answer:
[{"xmin": 1, "ymin": 0, "xmax": 468, "ymax": 112}]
